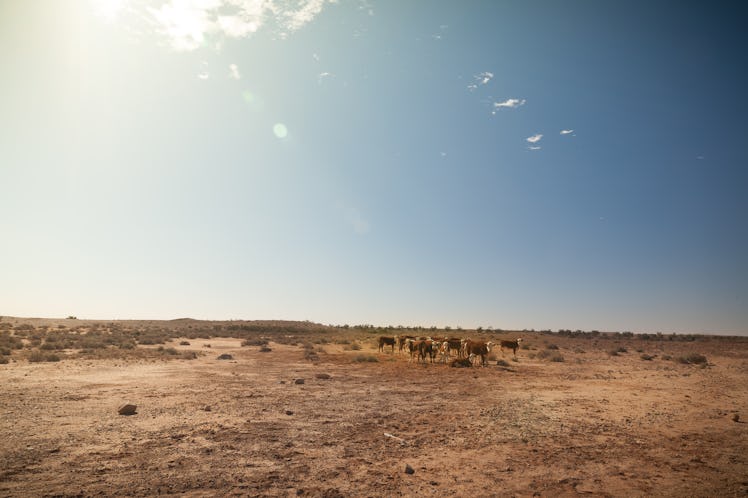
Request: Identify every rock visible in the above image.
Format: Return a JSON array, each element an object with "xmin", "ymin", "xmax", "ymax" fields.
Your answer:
[
  {"xmin": 203, "ymin": 405, "xmax": 212, "ymax": 412},
  {"xmin": 315, "ymin": 373, "xmax": 331, "ymax": 380},
  {"xmin": 118, "ymin": 404, "xmax": 137, "ymax": 416},
  {"xmin": 285, "ymin": 410, "xmax": 294, "ymax": 416},
  {"xmin": 732, "ymin": 413, "xmax": 740, "ymax": 422},
  {"xmin": 294, "ymin": 378, "xmax": 305, "ymax": 385},
  {"xmin": 217, "ymin": 353, "xmax": 233, "ymax": 360},
  {"xmin": 404, "ymin": 464, "xmax": 415, "ymax": 475}
]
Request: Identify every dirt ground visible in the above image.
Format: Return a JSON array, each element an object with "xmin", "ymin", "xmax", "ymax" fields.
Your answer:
[{"xmin": 2, "ymin": 332, "xmax": 748, "ymax": 497}]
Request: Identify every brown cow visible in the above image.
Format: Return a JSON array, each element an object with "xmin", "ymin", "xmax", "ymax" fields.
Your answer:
[
  {"xmin": 499, "ymin": 338, "xmax": 523, "ymax": 356},
  {"xmin": 378, "ymin": 336, "xmax": 396, "ymax": 353},
  {"xmin": 398, "ymin": 335, "xmax": 416, "ymax": 353},
  {"xmin": 462, "ymin": 340, "xmax": 494, "ymax": 367}
]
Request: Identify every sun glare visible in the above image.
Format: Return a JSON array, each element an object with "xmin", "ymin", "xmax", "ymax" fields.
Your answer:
[{"xmin": 91, "ymin": 0, "xmax": 125, "ymax": 22}]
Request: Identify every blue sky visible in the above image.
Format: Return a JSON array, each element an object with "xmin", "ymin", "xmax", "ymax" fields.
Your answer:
[{"xmin": 1, "ymin": 1, "xmax": 747, "ymax": 334}]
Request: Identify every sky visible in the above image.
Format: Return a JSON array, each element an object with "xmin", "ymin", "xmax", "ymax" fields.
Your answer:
[{"xmin": 1, "ymin": 1, "xmax": 747, "ymax": 334}]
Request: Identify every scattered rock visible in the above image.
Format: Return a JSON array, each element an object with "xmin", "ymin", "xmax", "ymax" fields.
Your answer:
[
  {"xmin": 315, "ymin": 373, "xmax": 332, "ymax": 380},
  {"xmin": 404, "ymin": 464, "xmax": 415, "ymax": 474},
  {"xmin": 294, "ymin": 378, "xmax": 305, "ymax": 385},
  {"xmin": 203, "ymin": 405, "xmax": 212, "ymax": 412},
  {"xmin": 285, "ymin": 410, "xmax": 294, "ymax": 416},
  {"xmin": 217, "ymin": 353, "xmax": 233, "ymax": 360},
  {"xmin": 118, "ymin": 404, "xmax": 137, "ymax": 416},
  {"xmin": 732, "ymin": 413, "xmax": 740, "ymax": 422}
]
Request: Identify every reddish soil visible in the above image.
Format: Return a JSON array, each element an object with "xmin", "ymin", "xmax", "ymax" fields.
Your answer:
[{"xmin": 2, "ymin": 334, "xmax": 748, "ymax": 497}]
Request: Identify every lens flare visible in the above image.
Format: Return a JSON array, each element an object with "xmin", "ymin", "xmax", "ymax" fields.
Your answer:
[{"xmin": 273, "ymin": 123, "xmax": 288, "ymax": 139}]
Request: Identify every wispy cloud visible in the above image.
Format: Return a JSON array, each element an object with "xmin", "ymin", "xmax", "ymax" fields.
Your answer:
[
  {"xmin": 317, "ymin": 71, "xmax": 333, "ymax": 84},
  {"xmin": 560, "ymin": 129, "xmax": 574, "ymax": 135},
  {"xmin": 526, "ymin": 134, "xmax": 543, "ymax": 144},
  {"xmin": 228, "ymin": 63, "xmax": 241, "ymax": 80},
  {"xmin": 527, "ymin": 146, "xmax": 541, "ymax": 151},
  {"xmin": 468, "ymin": 71, "xmax": 493, "ymax": 90},
  {"xmin": 147, "ymin": 0, "xmax": 335, "ymax": 52},
  {"xmin": 493, "ymin": 98, "xmax": 526, "ymax": 110}
]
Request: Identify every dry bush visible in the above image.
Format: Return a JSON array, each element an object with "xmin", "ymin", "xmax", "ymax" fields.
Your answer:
[
  {"xmin": 343, "ymin": 343, "xmax": 362, "ymax": 351},
  {"xmin": 678, "ymin": 353, "xmax": 708, "ymax": 365},
  {"xmin": 241, "ymin": 338, "xmax": 269, "ymax": 347},
  {"xmin": 259, "ymin": 346, "xmax": 272, "ymax": 353},
  {"xmin": 28, "ymin": 351, "xmax": 61, "ymax": 362},
  {"xmin": 550, "ymin": 354, "xmax": 565, "ymax": 362},
  {"xmin": 0, "ymin": 356, "xmax": 9, "ymax": 364},
  {"xmin": 353, "ymin": 354, "xmax": 378, "ymax": 363},
  {"xmin": 640, "ymin": 354, "xmax": 654, "ymax": 361}
]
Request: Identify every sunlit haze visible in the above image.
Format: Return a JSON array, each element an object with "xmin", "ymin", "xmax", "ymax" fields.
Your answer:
[{"xmin": 2, "ymin": 1, "xmax": 747, "ymax": 334}]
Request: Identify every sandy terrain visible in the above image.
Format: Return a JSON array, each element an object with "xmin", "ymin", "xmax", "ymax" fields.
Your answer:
[{"xmin": 2, "ymin": 329, "xmax": 748, "ymax": 497}]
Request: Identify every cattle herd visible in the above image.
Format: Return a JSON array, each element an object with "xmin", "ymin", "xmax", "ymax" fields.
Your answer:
[{"xmin": 377, "ymin": 335, "xmax": 522, "ymax": 367}]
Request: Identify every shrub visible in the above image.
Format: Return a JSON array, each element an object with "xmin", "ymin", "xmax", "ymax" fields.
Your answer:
[
  {"xmin": 241, "ymin": 338, "xmax": 269, "ymax": 347},
  {"xmin": 550, "ymin": 354, "xmax": 565, "ymax": 362},
  {"xmin": 259, "ymin": 346, "xmax": 272, "ymax": 353},
  {"xmin": 640, "ymin": 354, "xmax": 654, "ymax": 361},
  {"xmin": 179, "ymin": 341, "xmax": 191, "ymax": 346},
  {"xmin": 344, "ymin": 343, "xmax": 362, "ymax": 351},
  {"xmin": 0, "ymin": 356, "xmax": 8, "ymax": 364},
  {"xmin": 353, "ymin": 354, "xmax": 378, "ymax": 363},
  {"xmin": 28, "ymin": 351, "xmax": 61, "ymax": 362},
  {"xmin": 678, "ymin": 353, "xmax": 707, "ymax": 365},
  {"xmin": 662, "ymin": 354, "xmax": 672, "ymax": 361},
  {"xmin": 546, "ymin": 344, "xmax": 559, "ymax": 350},
  {"xmin": 608, "ymin": 350, "xmax": 620, "ymax": 357}
]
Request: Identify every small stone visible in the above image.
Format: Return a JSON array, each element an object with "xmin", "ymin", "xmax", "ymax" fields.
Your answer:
[
  {"xmin": 294, "ymin": 378, "xmax": 305, "ymax": 385},
  {"xmin": 203, "ymin": 406, "xmax": 212, "ymax": 412},
  {"xmin": 118, "ymin": 404, "xmax": 137, "ymax": 416},
  {"xmin": 285, "ymin": 410, "xmax": 294, "ymax": 416},
  {"xmin": 315, "ymin": 373, "xmax": 331, "ymax": 380},
  {"xmin": 732, "ymin": 413, "xmax": 740, "ymax": 422},
  {"xmin": 404, "ymin": 464, "xmax": 415, "ymax": 475},
  {"xmin": 217, "ymin": 353, "xmax": 233, "ymax": 360}
]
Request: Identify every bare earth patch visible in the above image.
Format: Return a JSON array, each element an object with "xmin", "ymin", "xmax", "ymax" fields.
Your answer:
[{"xmin": 1, "ymin": 334, "xmax": 747, "ymax": 497}]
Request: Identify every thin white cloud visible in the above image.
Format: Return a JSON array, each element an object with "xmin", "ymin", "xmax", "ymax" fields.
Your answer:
[
  {"xmin": 560, "ymin": 129, "xmax": 574, "ymax": 135},
  {"xmin": 526, "ymin": 134, "xmax": 543, "ymax": 144},
  {"xmin": 468, "ymin": 71, "xmax": 493, "ymax": 90},
  {"xmin": 494, "ymin": 98, "xmax": 526, "ymax": 109},
  {"xmin": 317, "ymin": 71, "xmax": 333, "ymax": 84},
  {"xmin": 528, "ymin": 146, "xmax": 541, "ymax": 151},
  {"xmin": 147, "ymin": 0, "xmax": 335, "ymax": 52},
  {"xmin": 228, "ymin": 63, "xmax": 241, "ymax": 80}
]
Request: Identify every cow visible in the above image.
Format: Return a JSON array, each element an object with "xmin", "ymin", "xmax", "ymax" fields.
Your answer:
[
  {"xmin": 418, "ymin": 340, "xmax": 436, "ymax": 364},
  {"xmin": 462, "ymin": 340, "xmax": 494, "ymax": 367},
  {"xmin": 378, "ymin": 336, "xmax": 396, "ymax": 353},
  {"xmin": 445, "ymin": 338, "xmax": 463, "ymax": 358},
  {"xmin": 499, "ymin": 338, "xmax": 523, "ymax": 356},
  {"xmin": 398, "ymin": 335, "xmax": 416, "ymax": 353}
]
